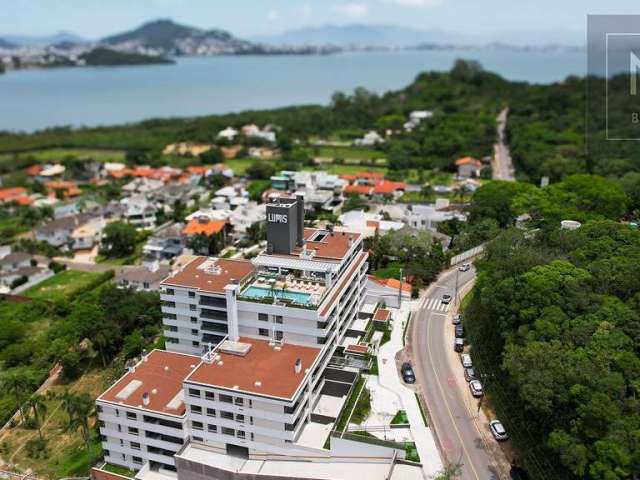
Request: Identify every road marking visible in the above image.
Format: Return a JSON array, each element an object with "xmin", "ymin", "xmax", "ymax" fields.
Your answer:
[
  {"xmin": 424, "ymin": 298, "xmax": 452, "ymax": 312},
  {"xmin": 425, "ymin": 307, "xmax": 482, "ymax": 480}
]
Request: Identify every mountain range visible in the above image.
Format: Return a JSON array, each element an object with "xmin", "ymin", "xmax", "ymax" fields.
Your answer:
[
  {"xmin": 252, "ymin": 24, "xmax": 583, "ymax": 48},
  {"xmin": 3, "ymin": 31, "xmax": 86, "ymax": 47}
]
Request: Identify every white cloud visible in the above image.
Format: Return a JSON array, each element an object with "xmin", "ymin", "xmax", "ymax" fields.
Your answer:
[
  {"xmin": 382, "ymin": 0, "xmax": 444, "ymax": 6},
  {"xmin": 266, "ymin": 8, "xmax": 281, "ymax": 22},
  {"xmin": 331, "ymin": 2, "xmax": 369, "ymax": 18},
  {"xmin": 297, "ymin": 4, "xmax": 313, "ymax": 19}
]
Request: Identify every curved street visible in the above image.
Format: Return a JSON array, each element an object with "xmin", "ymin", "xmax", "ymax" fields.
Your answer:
[{"xmin": 409, "ymin": 265, "xmax": 509, "ymax": 480}]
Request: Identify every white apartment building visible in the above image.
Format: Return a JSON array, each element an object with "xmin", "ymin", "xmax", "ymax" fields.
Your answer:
[
  {"xmin": 96, "ymin": 350, "xmax": 198, "ymax": 474},
  {"xmin": 94, "ymin": 196, "xmax": 415, "ymax": 480}
]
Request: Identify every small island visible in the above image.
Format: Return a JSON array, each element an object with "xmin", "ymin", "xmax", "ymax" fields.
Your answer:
[{"xmin": 80, "ymin": 47, "xmax": 174, "ymax": 66}]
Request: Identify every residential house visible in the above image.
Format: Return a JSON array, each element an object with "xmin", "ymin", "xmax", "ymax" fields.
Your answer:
[
  {"xmin": 71, "ymin": 217, "xmax": 106, "ymax": 251},
  {"xmin": 121, "ymin": 196, "xmax": 157, "ymax": 229},
  {"xmin": 455, "ymin": 156, "xmax": 485, "ymax": 179},
  {"xmin": 163, "ymin": 143, "xmax": 212, "ymax": 157},
  {"xmin": 241, "ymin": 124, "xmax": 277, "ymax": 143},
  {"xmin": 336, "ymin": 210, "xmax": 404, "ymax": 238},
  {"xmin": 211, "ymin": 185, "xmax": 248, "ymax": 211},
  {"xmin": 142, "ymin": 224, "xmax": 186, "ymax": 262},
  {"xmin": 354, "ymin": 130, "xmax": 384, "ymax": 147},
  {"xmin": 217, "ymin": 126, "xmax": 238, "ymax": 141},
  {"xmin": 35, "ymin": 213, "xmax": 93, "ymax": 248},
  {"xmin": 182, "ymin": 217, "xmax": 229, "ymax": 252},
  {"xmin": 0, "ymin": 187, "xmax": 31, "ymax": 205},
  {"xmin": 122, "ymin": 177, "xmax": 165, "ymax": 196},
  {"xmin": 228, "ymin": 202, "xmax": 266, "ymax": 238},
  {"xmin": 405, "ymin": 199, "xmax": 467, "ymax": 231},
  {"xmin": 53, "ymin": 202, "xmax": 80, "ymax": 219},
  {"xmin": 116, "ymin": 263, "xmax": 172, "ymax": 292},
  {"xmin": 0, "ymin": 249, "xmax": 52, "ymax": 294},
  {"xmin": 365, "ymin": 275, "xmax": 411, "ymax": 308},
  {"xmin": 45, "ymin": 180, "xmax": 81, "ymax": 199}
]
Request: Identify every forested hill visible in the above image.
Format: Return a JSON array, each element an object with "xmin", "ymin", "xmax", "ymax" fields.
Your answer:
[{"xmin": 466, "ymin": 220, "xmax": 640, "ymax": 480}]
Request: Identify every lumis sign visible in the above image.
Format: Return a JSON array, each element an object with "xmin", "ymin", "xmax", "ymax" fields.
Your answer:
[{"xmin": 268, "ymin": 213, "xmax": 288, "ymax": 224}]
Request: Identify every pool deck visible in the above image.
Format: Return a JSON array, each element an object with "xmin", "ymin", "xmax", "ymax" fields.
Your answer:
[{"xmin": 241, "ymin": 276, "xmax": 327, "ymax": 306}]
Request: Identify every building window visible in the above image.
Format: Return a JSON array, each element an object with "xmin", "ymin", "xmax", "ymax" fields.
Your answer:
[
  {"xmin": 220, "ymin": 411, "xmax": 234, "ymax": 420},
  {"xmin": 219, "ymin": 394, "xmax": 233, "ymax": 404},
  {"xmin": 189, "ymin": 304, "xmax": 196, "ymax": 311},
  {"xmin": 104, "ymin": 449, "xmax": 110, "ymax": 457},
  {"xmin": 190, "ymin": 317, "xmax": 198, "ymax": 323},
  {"xmin": 164, "ymin": 313, "xmax": 177, "ymax": 320},
  {"xmin": 167, "ymin": 337, "xmax": 179, "ymax": 344},
  {"xmin": 128, "ymin": 426, "xmax": 139, "ymax": 436},
  {"xmin": 206, "ymin": 408, "xmax": 216, "ymax": 417},
  {"xmin": 205, "ymin": 391, "xmax": 215, "ymax": 401},
  {"xmin": 131, "ymin": 442, "xmax": 141, "ymax": 450},
  {"xmin": 190, "ymin": 405, "xmax": 202, "ymax": 415},
  {"xmin": 192, "ymin": 341, "xmax": 200, "ymax": 347},
  {"xmin": 165, "ymin": 288, "xmax": 175, "ymax": 295},
  {"xmin": 274, "ymin": 315, "xmax": 283, "ymax": 324},
  {"xmin": 258, "ymin": 328, "xmax": 269, "ymax": 337},
  {"xmin": 189, "ymin": 291, "xmax": 196, "ymax": 298},
  {"xmin": 237, "ymin": 430, "xmax": 246, "ymax": 439},
  {"xmin": 258, "ymin": 313, "xmax": 269, "ymax": 322},
  {"xmin": 126, "ymin": 412, "xmax": 137, "ymax": 420},
  {"xmin": 236, "ymin": 414, "xmax": 245, "ymax": 423},
  {"xmin": 193, "ymin": 436, "xmax": 203, "ymax": 442},
  {"xmin": 188, "ymin": 388, "xmax": 201, "ymax": 398},
  {"xmin": 133, "ymin": 456, "xmax": 143, "ymax": 465},
  {"xmin": 207, "ymin": 424, "xmax": 218, "ymax": 433},
  {"xmin": 191, "ymin": 421, "xmax": 204, "ymax": 431},
  {"xmin": 191, "ymin": 329, "xmax": 198, "ymax": 335},
  {"xmin": 221, "ymin": 427, "xmax": 235, "ymax": 436},
  {"xmin": 275, "ymin": 330, "xmax": 283, "ymax": 341},
  {"xmin": 143, "ymin": 282, "xmax": 150, "ymax": 289},
  {"xmin": 234, "ymin": 397, "xmax": 244, "ymax": 406},
  {"xmin": 96, "ymin": 405, "xmax": 103, "ymax": 413},
  {"xmin": 168, "ymin": 326, "xmax": 178, "ymax": 332}
]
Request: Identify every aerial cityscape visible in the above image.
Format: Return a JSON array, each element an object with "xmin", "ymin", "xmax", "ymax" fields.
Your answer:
[{"xmin": 0, "ymin": 2, "xmax": 639, "ymax": 480}]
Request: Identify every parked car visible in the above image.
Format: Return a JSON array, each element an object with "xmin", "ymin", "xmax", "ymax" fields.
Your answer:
[
  {"xmin": 455, "ymin": 325, "xmax": 465, "ymax": 338},
  {"xmin": 452, "ymin": 314, "xmax": 462, "ymax": 325},
  {"xmin": 461, "ymin": 353, "xmax": 473, "ymax": 368},
  {"xmin": 401, "ymin": 362, "xmax": 416, "ymax": 384},
  {"xmin": 459, "ymin": 263, "xmax": 471, "ymax": 272},
  {"xmin": 469, "ymin": 380, "xmax": 484, "ymax": 397},
  {"xmin": 441, "ymin": 294, "xmax": 452, "ymax": 304},
  {"xmin": 490, "ymin": 420, "xmax": 508, "ymax": 441},
  {"xmin": 464, "ymin": 367, "xmax": 476, "ymax": 382},
  {"xmin": 454, "ymin": 338, "xmax": 465, "ymax": 352}
]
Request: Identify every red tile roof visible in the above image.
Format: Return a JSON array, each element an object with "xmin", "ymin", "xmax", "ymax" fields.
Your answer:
[
  {"xmin": 183, "ymin": 218, "xmax": 227, "ymax": 236},
  {"xmin": 373, "ymin": 180, "xmax": 406, "ymax": 195},
  {"xmin": 186, "ymin": 337, "xmax": 321, "ymax": 400},
  {"xmin": 161, "ymin": 256, "xmax": 255, "ymax": 295},
  {"xmin": 0, "ymin": 187, "xmax": 28, "ymax": 203},
  {"xmin": 455, "ymin": 156, "xmax": 482, "ymax": 167},
  {"xmin": 368, "ymin": 275, "xmax": 412, "ymax": 293},
  {"xmin": 373, "ymin": 308, "xmax": 391, "ymax": 322},
  {"xmin": 98, "ymin": 350, "xmax": 200, "ymax": 416},
  {"xmin": 345, "ymin": 344, "xmax": 369, "ymax": 355},
  {"xmin": 344, "ymin": 184, "xmax": 373, "ymax": 196},
  {"xmin": 24, "ymin": 164, "xmax": 44, "ymax": 176}
]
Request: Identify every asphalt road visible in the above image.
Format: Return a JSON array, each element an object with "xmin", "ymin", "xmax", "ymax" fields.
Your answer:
[
  {"xmin": 410, "ymin": 265, "xmax": 503, "ymax": 480},
  {"xmin": 493, "ymin": 108, "xmax": 515, "ymax": 181}
]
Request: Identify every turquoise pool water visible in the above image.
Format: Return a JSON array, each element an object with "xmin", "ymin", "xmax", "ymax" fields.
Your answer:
[{"xmin": 242, "ymin": 286, "xmax": 312, "ymax": 305}]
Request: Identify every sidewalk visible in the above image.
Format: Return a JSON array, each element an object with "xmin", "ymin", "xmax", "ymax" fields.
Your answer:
[{"xmin": 376, "ymin": 300, "xmax": 443, "ymax": 479}]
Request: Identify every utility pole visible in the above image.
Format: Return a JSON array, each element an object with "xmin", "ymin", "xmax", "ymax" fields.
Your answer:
[
  {"xmin": 398, "ymin": 267, "xmax": 403, "ymax": 308},
  {"xmin": 455, "ymin": 267, "xmax": 460, "ymax": 305}
]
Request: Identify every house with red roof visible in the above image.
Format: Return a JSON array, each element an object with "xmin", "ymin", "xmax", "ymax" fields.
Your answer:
[
  {"xmin": 455, "ymin": 156, "xmax": 485, "ymax": 179},
  {"xmin": 0, "ymin": 187, "xmax": 32, "ymax": 206},
  {"xmin": 365, "ymin": 274, "xmax": 412, "ymax": 308}
]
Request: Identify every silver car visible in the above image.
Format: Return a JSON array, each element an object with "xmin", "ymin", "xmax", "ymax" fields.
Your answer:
[
  {"xmin": 461, "ymin": 353, "xmax": 473, "ymax": 368},
  {"xmin": 469, "ymin": 380, "xmax": 484, "ymax": 397},
  {"xmin": 490, "ymin": 420, "xmax": 508, "ymax": 441}
]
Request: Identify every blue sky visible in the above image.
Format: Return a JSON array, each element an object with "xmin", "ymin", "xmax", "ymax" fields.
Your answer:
[{"xmin": 5, "ymin": 0, "xmax": 640, "ymax": 38}]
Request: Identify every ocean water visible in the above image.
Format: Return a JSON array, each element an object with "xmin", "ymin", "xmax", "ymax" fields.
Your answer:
[{"xmin": 0, "ymin": 49, "xmax": 585, "ymax": 132}]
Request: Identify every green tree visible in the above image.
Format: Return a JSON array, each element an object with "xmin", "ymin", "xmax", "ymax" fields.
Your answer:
[
  {"xmin": 100, "ymin": 221, "xmax": 137, "ymax": 258},
  {"xmin": 59, "ymin": 391, "xmax": 94, "ymax": 465},
  {"xmin": 26, "ymin": 394, "xmax": 48, "ymax": 441}
]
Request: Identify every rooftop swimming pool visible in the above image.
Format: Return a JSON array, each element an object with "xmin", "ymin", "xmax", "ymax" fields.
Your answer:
[{"xmin": 241, "ymin": 286, "xmax": 313, "ymax": 305}]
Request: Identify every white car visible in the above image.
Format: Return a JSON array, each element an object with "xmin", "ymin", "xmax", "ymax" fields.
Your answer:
[
  {"xmin": 469, "ymin": 380, "xmax": 484, "ymax": 397},
  {"xmin": 461, "ymin": 353, "xmax": 473, "ymax": 368},
  {"xmin": 489, "ymin": 420, "xmax": 508, "ymax": 441},
  {"xmin": 459, "ymin": 263, "xmax": 471, "ymax": 272},
  {"xmin": 452, "ymin": 314, "xmax": 462, "ymax": 325}
]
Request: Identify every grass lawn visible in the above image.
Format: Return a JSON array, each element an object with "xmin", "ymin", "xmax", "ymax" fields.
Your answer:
[
  {"xmin": 23, "ymin": 270, "xmax": 104, "ymax": 302},
  {"xmin": 224, "ymin": 158, "xmax": 255, "ymax": 176},
  {"xmin": 391, "ymin": 410, "xmax": 410, "ymax": 425},
  {"xmin": 0, "ymin": 148, "xmax": 126, "ymax": 166},
  {"xmin": 0, "ymin": 367, "xmax": 118, "ymax": 479},
  {"xmin": 0, "ymin": 217, "xmax": 30, "ymax": 243},
  {"xmin": 318, "ymin": 163, "xmax": 388, "ymax": 176},
  {"xmin": 305, "ymin": 145, "xmax": 386, "ymax": 161},
  {"xmin": 373, "ymin": 262, "xmax": 403, "ymax": 280},
  {"xmin": 102, "ymin": 463, "xmax": 136, "ymax": 477}
]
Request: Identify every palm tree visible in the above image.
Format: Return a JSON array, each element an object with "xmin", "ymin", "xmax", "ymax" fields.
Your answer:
[
  {"xmin": 26, "ymin": 394, "xmax": 48, "ymax": 441},
  {"xmin": 60, "ymin": 391, "xmax": 95, "ymax": 465},
  {"xmin": 1, "ymin": 371, "xmax": 29, "ymax": 421}
]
